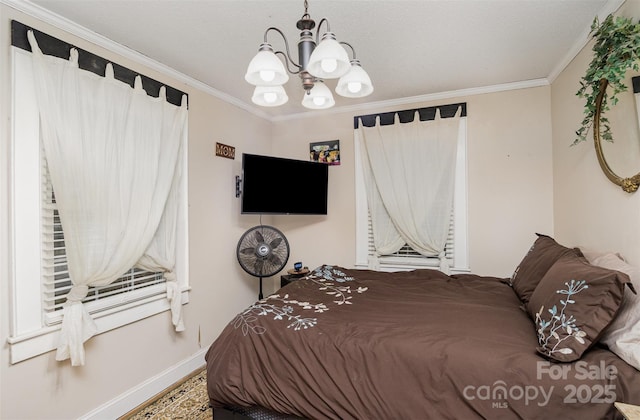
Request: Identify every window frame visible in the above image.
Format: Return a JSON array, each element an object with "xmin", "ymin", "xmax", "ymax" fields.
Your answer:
[
  {"xmin": 7, "ymin": 47, "xmax": 190, "ymax": 364},
  {"xmin": 354, "ymin": 112, "xmax": 469, "ymax": 273}
]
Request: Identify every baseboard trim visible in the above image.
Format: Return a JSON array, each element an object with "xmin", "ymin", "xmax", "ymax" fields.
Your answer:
[{"xmin": 79, "ymin": 348, "xmax": 208, "ymax": 420}]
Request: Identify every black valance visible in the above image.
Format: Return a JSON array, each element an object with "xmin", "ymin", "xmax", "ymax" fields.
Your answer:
[
  {"xmin": 354, "ymin": 102, "xmax": 466, "ymax": 129},
  {"xmin": 11, "ymin": 20, "xmax": 188, "ymax": 108}
]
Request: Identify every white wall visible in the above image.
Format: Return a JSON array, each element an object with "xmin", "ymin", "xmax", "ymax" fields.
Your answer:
[{"xmin": 551, "ymin": 1, "xmax": 640, "ymax": 266}]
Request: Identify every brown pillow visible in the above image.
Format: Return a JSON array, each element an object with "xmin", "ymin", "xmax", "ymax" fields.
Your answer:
[
  {"xmin": 526, "ymin": 253, "xmax": 630, "ymax": 362},
  {"xmin": 510, "ymin": 234, "xmax": 579, "ymax": 305}
]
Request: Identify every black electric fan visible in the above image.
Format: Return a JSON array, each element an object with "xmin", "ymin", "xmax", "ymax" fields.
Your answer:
[{"xmin": 236, "ymin": 225, "xmax": 290, "ymax": 299}]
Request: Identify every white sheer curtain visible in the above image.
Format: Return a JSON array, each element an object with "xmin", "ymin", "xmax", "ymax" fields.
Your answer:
[
  {"xmin": 136, "ymin": 151, "xmax": 185, "ymax": 332},
  {"xmin": 355, "ymin": 128, "xmax": 404, "ymax": 269},
  {"xmin": 356, "ymin": 107, "xmax": 462, "ymax": 273},
  {"xmin": 27, "ymin": 32, "xmax": 187, "ymax": 366}
]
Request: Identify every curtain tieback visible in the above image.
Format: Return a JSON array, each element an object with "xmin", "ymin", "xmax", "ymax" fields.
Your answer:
[
  {"xmin": 65, "ymin": 284, "xmax": 89, "ymax": 304},
  {"xmin": 166, "ymin": 275, "xmax": 185, "ymax": 332},
  {"xmin": 438, "ymin": 251, "xmax": 451, "ymax": 275},
  {"xmin": 56, "ymin": 285, "xmax": 97, "ymax": 366},
  {"xmin": 368, "ymin": 254, "xmax": 381, "ymax": 271}
]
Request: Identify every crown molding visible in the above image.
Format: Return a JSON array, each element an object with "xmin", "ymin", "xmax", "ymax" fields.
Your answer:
[
  {"xmin": 0, "ymin": 0, "xmax": 273, "ymax": 120},
  {"xmin": 272, "ymin": 78, "xmax": 550, "ymax": 122}
]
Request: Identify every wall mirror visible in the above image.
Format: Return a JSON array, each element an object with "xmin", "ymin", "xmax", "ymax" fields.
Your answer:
[{"xmin": 594, "ymin": 71, "xmax": 640, "ymax": 193}]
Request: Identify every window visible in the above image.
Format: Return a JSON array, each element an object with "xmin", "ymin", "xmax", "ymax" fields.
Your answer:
[
  {"xmin": 41, "ymin": 165, "xmax": 167, "ymax": 326},
  {"xmin": 7, "ymin": 46, "xmax": 189, "ymax": 364},
  {"xmin": 354, "ymin": 107, "xmax": 469, "ymax": 272}
]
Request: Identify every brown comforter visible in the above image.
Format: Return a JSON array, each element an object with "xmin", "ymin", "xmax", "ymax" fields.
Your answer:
[{"xmin": 206, "ymin": 265, "xmax": 640, "ymax": 419}]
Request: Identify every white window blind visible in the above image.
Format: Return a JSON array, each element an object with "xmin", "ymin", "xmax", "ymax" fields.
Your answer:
[
  {"xmin": 40, "ymin": 151, "xmax": 167, "ymax": 326},
  {"xmin": 366, "ymin": 209, "xmax": 455, "ymax": 267}
]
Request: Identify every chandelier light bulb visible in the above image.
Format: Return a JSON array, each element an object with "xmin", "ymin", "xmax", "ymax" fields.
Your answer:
[
  {"xmin": 245, "ymin": 43, "xmax": 289, "ymax": 86},
  {"xmin": 347, "ymin": 81, "xmax": 362, "ymax": 93},
  {"xmin": 321, "ymin": 58, "xmax": 338, "ymax": 74},
  {"xmin": 252, "ymin": 85, "xmax": 288, "ymax": 107},
  {"xmin": 302, "ymin": 80, "xmax": 335, "ymax": 109},
  {"xmin": 260, "ymin": 70, "xmax": 276, "ymax": 83},
  {"xmin": 335, "ymin": 60, "xmax": 373, "ymax": 98},
  {"xmin": 313, "ymin": 96, "xmax": 326, "ymax": 106},
  {"xmin": 307, "ymin": 32, "xmax": 350, "ymax": 79},
  {"xmin": 263, "ymin": 92, "xmax": 278, "ymax": 103}
]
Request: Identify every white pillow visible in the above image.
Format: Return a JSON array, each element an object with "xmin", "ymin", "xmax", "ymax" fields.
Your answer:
[
  {"xmin": 578, "ymin": 246, "xmax": 623, "ymax": 262},
  {"xmin": 590, "ymin": 253, "xmax": 640, "ymax": 371}
]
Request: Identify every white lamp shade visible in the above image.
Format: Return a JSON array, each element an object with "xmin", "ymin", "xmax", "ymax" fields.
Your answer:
[
  {"xmin": 302, "ymin": 81, "xmax": 335, "ymax": 109},
  {"xmin": 306, "ymin": 33, "xmax": 350, "ymax": 79},
  {"xmin": 245, "ymin": 47, "xmax": 289, "ymax": 86},
  {"xmin": 252, "ymin": 85, "xmax": 289, "ymax": 107},
  {"xmin": 336, "ymin": 62, "xmax": 374, "ymax": 98}
]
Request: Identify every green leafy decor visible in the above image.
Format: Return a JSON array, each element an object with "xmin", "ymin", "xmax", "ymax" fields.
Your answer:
[{"xmin": 574, "ymin": 14, "xmax": 640, "ymax": 146}]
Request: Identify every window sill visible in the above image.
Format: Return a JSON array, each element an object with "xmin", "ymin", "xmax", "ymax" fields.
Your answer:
[
  {"xmin": 7, "ymin": 288, "xmax": 190, "ymax": 364},
  {"xmin": 355, "ymin": 261, "xmax": 470, "ymax": 274}
]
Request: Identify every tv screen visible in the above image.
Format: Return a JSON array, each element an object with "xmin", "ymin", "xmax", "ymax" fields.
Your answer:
[{"xmin": 241, "ymin": 153, "xmax": 329, "ymax": 215}]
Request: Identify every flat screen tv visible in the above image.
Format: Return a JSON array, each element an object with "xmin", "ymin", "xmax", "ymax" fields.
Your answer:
[{"xmin": 241, "ymin": 153, "xmax": 329, "ymax": 215}]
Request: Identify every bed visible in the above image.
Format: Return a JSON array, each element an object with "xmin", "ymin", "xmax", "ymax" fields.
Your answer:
[{"xmin": 205, "ymin": 235, "xmax": 640, "ymax": 419}]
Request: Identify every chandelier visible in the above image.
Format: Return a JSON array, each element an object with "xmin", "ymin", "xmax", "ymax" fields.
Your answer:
[{"xmin": 245, "ymin": 0, "xmax": 374, "ymax": 109}]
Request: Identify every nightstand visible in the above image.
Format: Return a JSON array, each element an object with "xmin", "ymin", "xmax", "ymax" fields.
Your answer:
[{"xmin": 280, "ymin": 274, "xmax": 305, "ymax": 288}]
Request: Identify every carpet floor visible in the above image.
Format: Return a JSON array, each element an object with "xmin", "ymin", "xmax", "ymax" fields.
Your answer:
[{"xmin": 120, "ymin": 368, "xmax": 211, "ymax": 420}]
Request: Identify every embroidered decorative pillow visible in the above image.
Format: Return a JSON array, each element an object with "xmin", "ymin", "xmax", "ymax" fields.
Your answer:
[
  {"xmin": 527, "ymin": 253, "xmax": 630, "ymax": 362},
  {"xmin": 510, "ymin": 234, "xmax": 580, "ymax": 306}
]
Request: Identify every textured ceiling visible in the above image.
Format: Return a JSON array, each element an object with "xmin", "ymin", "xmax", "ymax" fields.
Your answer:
[{"xmin": 22, "ymin": 0, "xmax": 622, "ymax": 119}]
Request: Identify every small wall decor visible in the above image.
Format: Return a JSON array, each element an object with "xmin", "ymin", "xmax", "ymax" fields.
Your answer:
[
  {"xmin": 310, "ymin": 140, "xmax": 340, "ymax": 165},
  {"xmin": 216, "ymin": 142, "xmax": 235, "ymax": 160}
]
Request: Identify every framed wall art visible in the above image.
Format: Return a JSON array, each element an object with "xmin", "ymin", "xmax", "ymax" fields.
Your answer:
[{"xmin": 310, "ymin": 140, "xmax": 340, "ymax": 165}]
